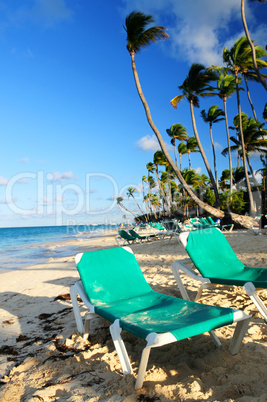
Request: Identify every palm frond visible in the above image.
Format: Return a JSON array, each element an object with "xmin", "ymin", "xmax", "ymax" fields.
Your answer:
[{"xmin": 170, "ymin": 95, "xmax": 184, "ymax": 108}]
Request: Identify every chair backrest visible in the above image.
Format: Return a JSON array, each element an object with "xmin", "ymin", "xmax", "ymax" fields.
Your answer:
[
  {"xmin": 185, "ymin": 228, "xmax": 245, "ymax": 278},
  {"xmin": 206, "ymin": 216, "xmax": 215, "ymax": 225},
  {"xmin": 162, "ymin": 220, "xmax": 175, "ymax": 230},
  {"xmin": 154, "ymin": 222, "xmax": 165, "ymax": 230},
  {"xmin": 118, "ymin": 230, "xmax": 134, "ymax": 240},
  {"xmin": 199, "ymin": 217, "xmax": 209, "ymax": 226},
  {"xmin": 129, "ymin": 229, "xmax": 140, "ymax": 238},
  {"xmin": 76, "ymin": 247, "xmax": 152, "ymax": 305}
]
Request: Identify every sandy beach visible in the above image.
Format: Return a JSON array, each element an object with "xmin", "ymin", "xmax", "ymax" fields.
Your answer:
[{"xmin": 0, "ymin": 228, "xmax": 267, "ymax": 401}]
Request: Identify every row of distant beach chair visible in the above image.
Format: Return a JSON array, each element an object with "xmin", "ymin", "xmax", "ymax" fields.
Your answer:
[
  {"xmin": 70, "ymin": 225, "xmax": 266, "ymax": 389},
  {"xmin": 115, "ymin": 216, "xmax": 233, "ymax": 245}
]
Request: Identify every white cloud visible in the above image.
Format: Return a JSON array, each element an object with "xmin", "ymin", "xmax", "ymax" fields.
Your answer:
[
  {"xmin": 136, "ymin": 135, "xmax": 161, "ymax": 152},
  {"xmin": 214, "ymin": 142, "xmax": 223, "ymax": 150},
  {"xmin": 195, "ymin": 167, "xmax": 202, "ymax": 174},
  {"xmin": 42, "ymin": 196, "xmax": 53, "ymax": 205},
  {"xmin": 7, "ymin": 0, "xmax": 73, "ymax": 28},
  {"xmin": 121, "ymin": 0, "xmax": 266, "ymax": 66},
  {"xmin": 19, "ymin": 157, "xmax": 29, "ymax": 163},
  {"xmin": 47, "ymin": 171, "xmax": 74, "ymax": 182},
  {"xmin": 33, "ymin": 0, "xmax": 73, "ymax": 24},
  {"xmin": 0, "ymin": 198, "xmax": 16, "ymax": 204},
  {"xmin": 0, "ymin": 176, "xmax": 8, "ymax": 185}
]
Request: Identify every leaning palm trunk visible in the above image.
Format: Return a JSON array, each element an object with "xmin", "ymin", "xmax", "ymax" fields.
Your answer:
[
  {"xmin": 244, "ymin": 75, "xmax": 258, "ymax": 121},
  {"xmin": 131, "ymin": 194, "xmax": 145, "ymax": 216},
  {"xmin": 223, "ymin": 98, "xmax": 233, "ymax": 193},
  {"xmin": 189, "ymin": 101, "xmax": 220, "ymax": 206},
  {"xmin": 130, "ymin": 52, "xmax": 257, "ymax": 227},
  {"xmin": 241, "ymin": 0, "xmax": 267, "ymax": 91},
  {"xmin": 209, "ymin": 123, "xmax": 218, "ymax": 189},
  {"xmin": 118, "ymin": 200, "xmax": 139, "ymax": 219},
  {"xmin": 234, "ymin": 71, "xmax": 256, "ymax": 215}
]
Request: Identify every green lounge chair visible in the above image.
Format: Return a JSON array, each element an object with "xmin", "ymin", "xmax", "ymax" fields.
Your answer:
[
  {"xmin": 171, "ymin": 227, "xmax": 267, "ymax": 322},
  {"xmin": 206, "ymin": 216, "xmax": 234, "ymax": 232},
  {"xmin": 128, "ymin": 229, "xmax": 158, "ymax": 242},
  {"xmin": 70, "ymin": 247, "xmax": 250, "ymax": 389},
  {"xmin": 115, "ymin": 230, "xmax": 139, "ymax": 245}
]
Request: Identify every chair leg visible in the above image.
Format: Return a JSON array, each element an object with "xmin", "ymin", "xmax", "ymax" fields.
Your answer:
[
  {"xmin": 135, "ymin": 346, "xmax": 151, "ymax": 390},
  {"xmin": 244, "ymin": 282, "xmax": 267, "ymax": 322},
  {"xmin": 83, "ymin": 313, "xmax": 96, "ymax": 340},
  {"xmin": 70, "ymin": 283, "xmax": 84, "ymax": 334},
  {"xmin": 170, "ymin": 263, "xmax": 191, "ymax": 300},
  {"xmin": 209, "ymin": 330, "xmax": 222, "ymax": 348},
  {"xmin": 229, "ymin": 317, "xmax": 250, "ymax": 355},
  {"xmin": 109, "ymin": 319, "xmax": 132, "ymax": 375},
  {"xmin": 194, "ymin": 282, "xmax": 217, "ymax": 302}
]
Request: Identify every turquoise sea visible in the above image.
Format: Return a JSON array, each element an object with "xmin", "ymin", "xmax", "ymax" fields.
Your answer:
[{"xmin": 0, "ymin": 224, "xmax": 119, "ymax": 272}]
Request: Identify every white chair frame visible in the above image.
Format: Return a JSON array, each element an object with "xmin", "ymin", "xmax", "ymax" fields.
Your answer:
[
  {"xmin": 70, "ymin": 249, "xmax": 250, "ymax": 389},
  {"xmin": 171, "ymin": 232, "xmax": 267, "ymax": 322}
]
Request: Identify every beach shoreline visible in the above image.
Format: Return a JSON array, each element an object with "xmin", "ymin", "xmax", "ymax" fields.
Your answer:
[
  {"xmin": 0, "ymin": 229, "xmax": 267, "ymax": 401},
  {"xmin": 0, "ymin": 228, "xmax": 119, "ymax": 274}
]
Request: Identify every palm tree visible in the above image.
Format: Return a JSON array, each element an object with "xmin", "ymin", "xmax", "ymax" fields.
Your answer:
[
  {"xmin": 216, "ymin": 73, "xmax": 240, "ymax": 193},
  {"xmin": 222, "ymin": 116, "xmax": 267, "ymax": 176},
  {"xmin": 236, "ymin": 38, "xmax": 267, "ymax": 120},
  {"xmin": 141, "ymin": 175, "xmax": 150, "ymax": 221},
  {"xmin": 153, "ymin": 150, "xmax": 170, "ymax": 211},
  {"xmin": 201, "ymin": 105, "xmax": 225, "ymax": 190},
  {"xmin": 170, "ymin": 63, "xmax": 220, "ymax": 207},
  {"xmin": 241, "ymin": 0, "xmax": 267, "ymax": 91},
  {"xmin": 124, "ymin": 10, "xmax": 257, "ymax": 227},
  {"xmin": 263, "ymin": 103, "xmax": 267, "ymax": 121},
  {"xmin": 166, "ymin": 123, "xmax": 188, "ymax": 166},
  {"xmin": 146, "ymin": 162, "xmax": 155, "ymax": 211},
  {"xmin": 186, "ymin": 137, "xmax": 199, "ymax": 170},
  {"xmin": 233, "ymin": 166, "xmax": 246, "ymax": 187},
  {"xmin": 223, "ymin": 37, "xmax": 258, "ymax": 214},
  {"xmin": 126, "ymin": 186, "xmax": 144, "ymax": 215},
  {"xmin": 150, "ymin": 194, "xmax": 161, "ymax": 218},
  {"xmin": 219, "ymin": 169, "xmax": 231, "ymax": 191},
  {"xmin": 116, "ymin": 196, "xmax": 139, "ymax": 219},
  {"xmin": 178, "ymin": 142, "xmax": 188, "ymax": 170}
]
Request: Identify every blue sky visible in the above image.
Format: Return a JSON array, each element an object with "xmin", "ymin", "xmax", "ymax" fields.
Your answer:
[{"xmin": 0, "ymin": 0, "xmax": 266, "ymax": 227}]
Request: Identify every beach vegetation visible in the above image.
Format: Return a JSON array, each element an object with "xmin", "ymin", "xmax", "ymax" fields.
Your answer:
[
  {"xmin": 216, "ymin": 73, "xmax": 240, "ymax": 193},
  {"xmin": 241, "ymin": 0, "xmax": 267, "ymax": 91},
  {"xmin": 170, "ymin": 63, "xmax": 220, "ymax": 206},
  {"xmin": 124, "ymin": 11, "xmax": 266, "ymax": 228},
  {"xmin": 201, "ymin": 105, "xmax": 225, "ymax": 189}
]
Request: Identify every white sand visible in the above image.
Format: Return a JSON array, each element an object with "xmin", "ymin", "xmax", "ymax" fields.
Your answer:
[{"xmin": 0, "ymin": 229, "xmax": 267, "ymax": 401}]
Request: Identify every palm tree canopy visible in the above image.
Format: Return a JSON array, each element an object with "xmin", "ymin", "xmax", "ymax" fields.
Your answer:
[
  {"xmin": 146, "ymin": 162, "xmax": 155, "ymax": 173},
  {"xmin": 166, "ymin": 123, "xmax": 189, "ymax": 141},
  {"xmin": 181, "ymin": 168, "xmax": 201, "ymax": 186},
  {"xmin": 127, "ymin": 187, "xmax": 136, "ymax": 197},
  {"xmin": 201, "ymin": 105, "xmax": 225, "ymax": 125},
  {"xmin": 153, "ymin": 150, "xmax": 168, "ymax": 166},
  {"xmin": 222, "ymin": 116, "xmax": 267, "ymax": 156},
  {"xmin": 223, "ymin": 36, "xmax": 267, "ymax": 76},
  {"xmin": 217, "ymin": 73, "xmax": 239, "ymax": 99},
  {"xmin": 186, "ymin": 136, "xmax": 199, "ymax": 152},
  {"xmin": 170, "ymin": 63, "xmax": 218, "ymax": 108},
  {"xmin": 263, "ymin": 103, "xmax": 267, "ymax": 121},
  {"xmin": 124, "ymin": 11, "xmax": 169, "ymax": 54},
  {"xmin": 178, "ymin": 142, "xmax": 188, "ymax": 155},
  {"xmin": 233, "ymin": 167, "xmax": 245, "ymax": 184}
]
